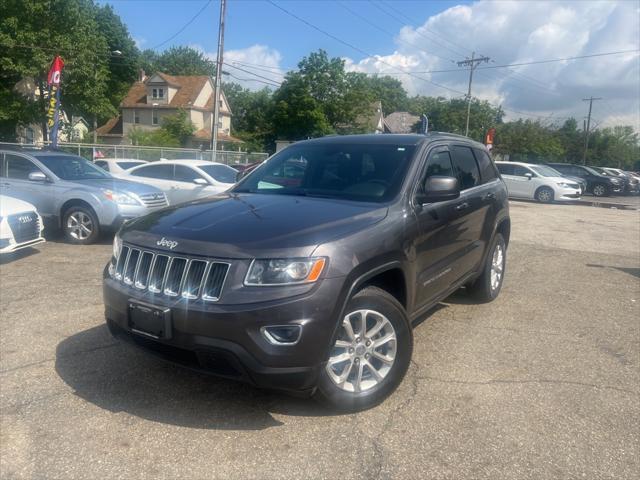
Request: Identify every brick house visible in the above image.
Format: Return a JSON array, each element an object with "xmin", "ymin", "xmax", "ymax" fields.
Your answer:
[{"xmin": 96, "ymin": 71, "xmax": 241, "ymax": 149}]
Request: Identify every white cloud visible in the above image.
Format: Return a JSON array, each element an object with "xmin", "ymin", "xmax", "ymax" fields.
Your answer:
[
  {"xmin": 342, "ymin": 0, "xmax": 640, "ymax": 129},
  {"xmin": 133, "ymin": 37, "xmax": 146, "ymax": 49}
]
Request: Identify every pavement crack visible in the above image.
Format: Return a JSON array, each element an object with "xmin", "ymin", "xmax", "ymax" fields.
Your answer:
[{"xmin": 417, "ymin": 375, "xmax": 638, "ymax": 395}]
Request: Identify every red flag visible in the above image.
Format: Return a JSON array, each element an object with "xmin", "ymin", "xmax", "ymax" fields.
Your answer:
[
  {"xmin": 47, "ymin": 56, "xmax": 64, "ymax": 86},
  {"xmin": 485, "ymin": 128, "xmax": 496, "ymax": 145}
]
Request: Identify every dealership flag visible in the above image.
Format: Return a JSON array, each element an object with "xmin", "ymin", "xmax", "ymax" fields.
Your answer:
[{"xmin": 46, "ymin": 56, "xmax": 64, "ymax": 147}]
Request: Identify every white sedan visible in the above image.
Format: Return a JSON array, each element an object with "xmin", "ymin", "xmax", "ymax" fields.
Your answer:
[
  {"xmin": 94, "ymin": 158, "xmax": 148, "ymax": 177},
  {"xmin": 496, "ymin": 162, "xmax": 581, "ymax": 203},
  {"xmin": 123, "ymin": 160, "xmax": 237, "ymax": 204},
  {"xmin": 0, "ymin": 195, "xmax": 45, "ymax": 254}
]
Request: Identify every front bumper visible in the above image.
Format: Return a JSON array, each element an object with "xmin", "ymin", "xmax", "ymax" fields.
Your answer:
[
  {"xmin": 0, "ymin": 216, "xmax": 45, "ymax": 254},
  {"xmin": 103, "ymin": 271, "xmax": 347, "ymax": 392},
  {"xmin": 556, "ymin": 187, "xmax": 581, "ymax": 201}
]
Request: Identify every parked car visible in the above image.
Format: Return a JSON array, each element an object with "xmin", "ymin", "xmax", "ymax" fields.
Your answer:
[
  {"xmin": 103, "ymin": 133, "xmax": 510, "ymax": 411},
  {"xmin": 0, "ymin": 194, "xmax": 45, "ymax": 254},
  {"xmin": 545, "ymin": 163, "xmax": 623, "ymax": 196},
  {"xmin": 0, "ymin": 149, "xmax": 169, "ymax": 245},
  {"xmin": 600, "ymin": 167, "xmax": 639, "ymax": 194},
  {"xmin": 232, "ymin": 161, "xmax": 263, "ymax": 180},
  {"xmin": 124, "ymin": 160, "xmax": 236, "ymax": 204},
  {"xmin": 495, "ymin": 162, "xmax": 581, "ymax": 203},
  {"xmin": 94, "ymin": 158, "xmax": 148, "ymax": 177}
]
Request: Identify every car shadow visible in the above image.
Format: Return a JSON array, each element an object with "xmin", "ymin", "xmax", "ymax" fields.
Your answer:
[
  {"xmin": 55, "ymin": 324, "xmax": 336, "ymax": 431},
  {"xmin": 586, "ymin": 263, "xmax": 640, "ymax": 279},
  {"xmin": 0, "ymin": 246, "xmax": 41, "ymax": 264},
  {"xmin": 43, "ymin": 226, "xmax": 114, "ymax": 246}
]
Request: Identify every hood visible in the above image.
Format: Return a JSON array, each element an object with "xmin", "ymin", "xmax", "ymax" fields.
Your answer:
[
  {"xmin": 0, "ymin": 194, "xmax": 38, "ymax": 216},
  {"xmin": 76, "ymin": 178, "xmax": 164, "ymax": 196},
  {"xmin": 121, "ymin": 193, "xmax": 388, "ymax": 258}
]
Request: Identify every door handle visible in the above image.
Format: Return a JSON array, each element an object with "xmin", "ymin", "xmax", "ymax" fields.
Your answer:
[
  {"xmin": 484, "ymin": 192, "xmax": 496, "ymax": 200},
  {"xmin": 455, "ymin": 202, "xmax": 469, "ymax": 211}
]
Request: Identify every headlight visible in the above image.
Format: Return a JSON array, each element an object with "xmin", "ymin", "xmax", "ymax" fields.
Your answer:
[
  {"xmin": 245, "ymin": 258, "xmax": 326, "ymax": 286},
  {"xmin": 103, "ymin": 189, "xmax": 141, "ymax": 205},
  {"xmin": 610, "ymin": 178, "xmax": 621, "ymax": 184},
  {"xmin": 556, "ymin": 182, "xmax": 571, "ymax": 188},
  {"xmin": 112, "ymin": 233, "xmax": 122, "ymax": 259}
]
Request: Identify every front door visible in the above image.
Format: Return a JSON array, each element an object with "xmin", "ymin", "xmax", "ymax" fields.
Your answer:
[{"xmin": 1, "ymin": 153, "xmax": 57, "ymax": 217}]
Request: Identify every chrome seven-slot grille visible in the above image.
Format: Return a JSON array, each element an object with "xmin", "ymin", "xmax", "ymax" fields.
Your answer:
[
  {"xmin": 111, "ymin": 244, "xmax": 229, "ymax": 301},
  {"xmin": 138, "ymin": 192, "xmax": 169, "ymax": 208}
]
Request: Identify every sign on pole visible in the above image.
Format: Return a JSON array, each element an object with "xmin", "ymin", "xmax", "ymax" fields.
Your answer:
[{"xmin": 46, "ymin": 56, "xmax": 64, "ymax": 148}]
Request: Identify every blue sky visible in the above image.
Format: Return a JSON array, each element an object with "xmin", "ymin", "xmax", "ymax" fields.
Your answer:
[{"xmin": 100, "ymin": 1, "xmax": 639, "ymax": 128}]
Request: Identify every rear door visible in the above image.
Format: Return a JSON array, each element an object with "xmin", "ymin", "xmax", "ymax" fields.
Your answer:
[{"xmin": 128, "ymin": 164, "xmax": 178, "ymax": 203}]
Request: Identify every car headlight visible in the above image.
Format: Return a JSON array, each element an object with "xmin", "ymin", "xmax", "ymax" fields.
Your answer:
[
  {"xmin": 245, "ymin": 258, "xmax": 326, "ymax": 286},
  {"xmin": 556, "ymin": 182, "xmax": 571, "ymax": 188},
  {"xmin": 610, "ymin": 178, "xmax": 621, "ymax": 184},
  {"xmin": 112, "ymin": 233, "xmax": 122, "ymax": 259},
  {"xmin": 103, "ymin": 189, "xmax": 141, "ymax": 205}
]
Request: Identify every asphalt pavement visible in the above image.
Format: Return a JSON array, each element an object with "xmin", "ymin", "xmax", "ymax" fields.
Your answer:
[{"xmin": 1, "ymin": 201, "xmax": 638, "ymax": 479}]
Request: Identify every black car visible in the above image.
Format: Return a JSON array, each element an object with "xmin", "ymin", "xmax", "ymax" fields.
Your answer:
[
  {"xmin": 546, "ymin": 163, "xmax": 623, "ymax": 196},
  {"xmin": 103, "ymin": 133, "xmax": 510, "ymax": 411}
]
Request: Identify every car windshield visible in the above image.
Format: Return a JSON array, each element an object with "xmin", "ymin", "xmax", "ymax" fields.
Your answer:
[
  {"xmin": 531, "ymin": 165, "xmax": 562, "ymax": 177},
  {"xmin": 199, "ymin": 164, "xmax": 238, "ymax": 183},
  {"xmin": 233, "ymin": 142, "xmax": 417, "ymax": 202},
  {"xmin": 117, "ymin": 161, "xmax": 145, "ymax": 169},
  {"xmin": 583, "ymin": 166, "xmax": 601, "ymax": 175},
  {"xmin": 35, "ymin": 155, "xmax": 111, "ymax": 180}
]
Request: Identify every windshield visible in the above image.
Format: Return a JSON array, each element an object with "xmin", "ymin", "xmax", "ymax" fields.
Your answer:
[
  {"xmin": 583, "ymin": 166, "xmax": 601, "ymax": 176},
  {"xmin": 199, "ymin": 164, "xmax": 238, "ymax": 183},
  {"xmin": 531, "ymin": 165, "xmax": 563, "ymax": 177},
  {"xmin": 117, "ymin": 161, "xmax": 145, "ymax": 170},
  {"xmin": 36, "ymin": 155, "xmax": 111, "ymax": 180},
  {"xmin": 233, "ymin": 142, "xmax": 416, "ymax": 202}
]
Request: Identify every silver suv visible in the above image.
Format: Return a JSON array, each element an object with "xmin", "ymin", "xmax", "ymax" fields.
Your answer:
[{"xmin": 0, "ymin": 149, "xmax": 169, "ymax": 244}]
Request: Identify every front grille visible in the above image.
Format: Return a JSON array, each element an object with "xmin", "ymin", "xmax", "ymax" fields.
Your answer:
[
  {"xmin": 7, "ymin": 211, "xmax": 40, "ymax": 244},
  {"xmin": 111, "ymin": 244, "xmax": 229, "ymax": 302},
  {"xmin": 138, "ymin": 192, "xmax": 169, "ymax": 208}
]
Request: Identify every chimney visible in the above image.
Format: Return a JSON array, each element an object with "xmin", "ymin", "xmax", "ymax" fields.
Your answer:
[{"xmin": 138, "ymin": 68, "xmax": 146, "ymax": 82}]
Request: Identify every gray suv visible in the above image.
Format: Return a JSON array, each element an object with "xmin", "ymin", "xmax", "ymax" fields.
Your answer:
[{"xmin": 0, "ymin": 149, "xmax": 169, "ymax": 244}]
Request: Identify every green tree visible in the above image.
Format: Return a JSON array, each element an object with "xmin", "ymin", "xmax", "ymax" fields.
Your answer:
[
  {"xmin": 160, "ymin": 109, "xmax": 195, "ymax": 146},
  {"xmin": 140, "ymin": 46, "xmax": 215, "ymax": 76},
  {"xmin": 223, "ymin": 82, "xmax": 275, "ymax": 151},
  {"xmin": 493, "ymin": 119, "xmax": 564, "ymax": 162}
]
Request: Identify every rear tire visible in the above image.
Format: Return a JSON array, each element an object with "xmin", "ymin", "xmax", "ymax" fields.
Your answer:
[
  {"xmin": 467, "ymin": 233, "xmax": 506, "ymax": 303},
  {"xmin": 313, "ymin": 286, "xmax": 412, "ymax": 412},
  {"xmin": 62, "ymin": 205, "xmax": 100, "ymax": 245},
  {"xmin": 535, "ymin": 187, "xmax": 554, "ymax": 203}
]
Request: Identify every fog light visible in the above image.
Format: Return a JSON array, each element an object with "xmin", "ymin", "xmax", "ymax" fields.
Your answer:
[{"xmin": 261, "ymin": 325, "xmax": 302, "ymax": 345}]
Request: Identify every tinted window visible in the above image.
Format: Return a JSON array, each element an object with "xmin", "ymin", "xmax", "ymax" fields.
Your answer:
[
  {"xmin": 234, "ymin": 143, "xmax": 416, "ymax": 202},
  {"xmin": 450, "ymin": 145, "xmax": 480, "ymax": 190},
  {"xmin": 199, "ymin": 164, "xmax": 238, "ymax": 183},
  {"xmin": 550, "ymin": 164, "xmax": 569, "ymax": 173},
  {"xmin": 425, "ymin": 150, "xmax": 454, "ymax": 179},
  {"xmin": 473, "ymin": 149, "xmax": 498, "ymax": 183},
  {"xmin": 496, "ymin": 163, "xmax": 514, "ymax": 175},
  {"xmin": 6, "ymin": 154, "xmax": 42, "ymax": 180},
  {"xmin": 513, "ymin": 165, "xmax": 533, "ymax": 177},
  {"xmin": 173, "ymin": 165, "xmax": 206, "ymax": 183},
  {"xmin": 117, "ymin": 161, "xmax": 145, "ymax": 170},
  {"xmin": 35, "ymin": 155, "xmax": 109, "ymax": 180},
  {"xmin": 95, "ymin": 161, "xmax": 109, "ymax": 171},
  {"xmin": 131, "ymin": 164, "xmax": 174, "ymax": 180}
]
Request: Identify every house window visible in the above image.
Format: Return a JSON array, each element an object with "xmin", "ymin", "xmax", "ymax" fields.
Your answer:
[
  {"xmin": 133, "ymin": 110, "xmax": 140, "ymax": 124},
  {"xmin": 152, "ymin": 88, "xmax": 157, "ymax": 99},
  {"xmin": 158, "ymin": 88, "xmax": 164, "ymax": 99},
  {"xmin": 152, "ymin": 109, "xmax": 159, "ymax": 125}
]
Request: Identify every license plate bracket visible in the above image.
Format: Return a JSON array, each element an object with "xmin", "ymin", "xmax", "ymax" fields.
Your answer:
[{"xmin": 128, "ymin": 301, "xmax": 172, "ymax": 339}]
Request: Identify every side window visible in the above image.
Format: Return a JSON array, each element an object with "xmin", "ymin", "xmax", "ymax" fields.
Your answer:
[
  {"xmin": 173, "ymin": 165, "xmax": 206, "ymax": 183},
  {"xmin": 496, "ymin": 163, "xmax": 514, "ymax": 176},
  {"xmin": 424, "ymin": 150, "xmax": 454, "ymax": 180},
  {"xmin": 513, "ymin": 165, "xmax": 532, "ymax": 177},
  {"xmin": 450, "ymin": 145, "xmax": 480, "ymax": 190},
  {"xmin": 6, "ymin": 154, "xmax": 42, "ymax": 180},
  {"xmin": 572, "ymin": 166, "xmax": 587, "ymax": 176},
  {"xmin": 0, "ymin": 154, "xmax": 6, "ymax": 177},
  {"xmin": 95, "ymin": 161, "xmax": 109, "ymax": 171},
  {"xmin": 473, "ymin": 149, "xmax": 498, "ymax": 183},
  {"xmin": 131, "ymin": 164, "xmax": 173, "ymax": 179}
]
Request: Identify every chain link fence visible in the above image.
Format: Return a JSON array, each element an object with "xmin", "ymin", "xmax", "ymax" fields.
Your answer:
[{"xmin": 0, "ymin": 141, "xmax": 269, "ymax": 166}]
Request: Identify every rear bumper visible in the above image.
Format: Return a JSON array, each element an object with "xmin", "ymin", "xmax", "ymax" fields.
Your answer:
[{"xmin": 103, "ymin": 271, "xmax": 347, "ymax": 392}]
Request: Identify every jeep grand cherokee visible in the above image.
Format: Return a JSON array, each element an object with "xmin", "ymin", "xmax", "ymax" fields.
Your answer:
[{"xmin": 103, "ymin": 133, "xmax": 510, "ymax": 411}]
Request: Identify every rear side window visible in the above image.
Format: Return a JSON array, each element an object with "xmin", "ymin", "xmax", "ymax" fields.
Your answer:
[
  {"xmin": 473, "ymin": 149, "xmax": 498, "ymax": 183},
  {"xmin": 6, "ymin": 154, "xmax": 41, "ymax": 180},
  {"xmin": 131, "ymin": 164, "xmax": 173, "ymax": 179},
  {"xmin": 496, "ymin": 163, "xmax": 513, "ymax": 175},
  {"xmin": 450, "ymin": 145, "xmax": 480, "ymax": 190}
]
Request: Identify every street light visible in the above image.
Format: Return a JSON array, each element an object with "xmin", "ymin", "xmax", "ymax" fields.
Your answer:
[{"xmin": 93, "ymin": 50, "xmax": 123, "ymax": 143}]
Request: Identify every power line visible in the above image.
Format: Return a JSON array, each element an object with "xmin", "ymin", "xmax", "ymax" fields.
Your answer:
[
  {"xmin": 149, "ymin": 0, "xmax": 212, "ymax": 50},
  {"xmin": 223, "ymin": 62, "xmax": 282, "ymax": 86},
  {"xmin": 265, "ymin": 0, "xmax": 467, "ymax": 96}
]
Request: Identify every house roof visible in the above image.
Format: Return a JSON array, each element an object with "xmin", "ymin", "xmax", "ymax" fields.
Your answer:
[
  {"xmin": 120, "ymin": 74, "xmax": 221, "ymax": 111},
  {"xmin": 95, "ymin": 115, "xmax": 123, "ymax": 137},
  {"xmin": 193, "ymin": 128, "xmax": 243, "ymax": 143},
  {"xmin": 384, "ymin": 112, "xmax": 420, "ymax": 134}
]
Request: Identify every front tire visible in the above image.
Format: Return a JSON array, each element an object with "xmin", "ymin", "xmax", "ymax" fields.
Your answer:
[
  {"xmin": 467, "ymin": 233, "xmax": 506, "ymax": 303},
  {"xmin": 314, "ymin": 286, "xmax": 412, "ymax": 412},
  {"xmin": 62, "ymin": 206, "xmax": 100, "ymax": 245},
  {"xmin": 535, "ymin": 186, "xmax": 554, "ymax": 203},
  {"xmin": 592, "ymin": 183, "xmax": 608, "ymax": 197}
]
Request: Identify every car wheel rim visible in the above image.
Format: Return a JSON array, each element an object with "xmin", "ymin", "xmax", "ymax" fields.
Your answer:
[
  {"xmin": 594, "ymin": 185, "xmax": 605, "ymax": 196},
  {"xmin": 490, "ymin": 243, "xmax": 504, "ymax": 292},
  {"xmin": 326, "ymin": 309, "xmax": 397, "ymax": 393},
  {"xmin": 539, "ymin": 190, "xmax": 551, "ymax": 202},
  {"xmin": 67, "ymin": 212, "xmax": 93, "ymax": 240}
]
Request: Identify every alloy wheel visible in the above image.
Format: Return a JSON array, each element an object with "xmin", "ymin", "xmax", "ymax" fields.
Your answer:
[
  {"xmin": 593, "ymin": 185, "xmax": 606, "ymax": 196},
  {"xmin": 326, "ymin": 309, "xmax": 397, "ymax": 393},
  {"xmin": 538, "ymin": 189, "xmax": 552, "ymax": 202},
  {"xmin": 66, "ymin": 211, "xmax": 93, "ymax": 240},
  {"xmin": 490, "ymin": 243, "xmax": 504, "ymax": 292}
]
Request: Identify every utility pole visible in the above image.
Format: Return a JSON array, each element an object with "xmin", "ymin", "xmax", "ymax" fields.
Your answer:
[
  {"xmin": 581, "ymin": 96, "xmax": 602, "ymax": 164},
  {"xmin": 457, "ymin": 52, "xmax": 490, "ymax": 137},
  {"xmin": 211, "ymin": 0, "xmax": 227, "ymax": 161}
]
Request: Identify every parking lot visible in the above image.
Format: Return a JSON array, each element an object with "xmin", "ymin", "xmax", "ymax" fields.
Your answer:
[{"xmin": 1, "ymin": 200, "xmax": 638, "ymax": 479}]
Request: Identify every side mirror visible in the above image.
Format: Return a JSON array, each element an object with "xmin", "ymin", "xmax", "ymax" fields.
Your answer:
[
  {"xmin": 416, "ymin": 176, "xmax": 460, "ymax": 204},
  {"xmin": 524, "ymin": 172, "xmax": 533, "ymax": 180},
  {"xmin": 193, "ymin": 178, "xmax": 208, "ymax": 186},
  {"xmin": 28, "ymin": 171, "xmax": 48, "ymax": 182}
]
